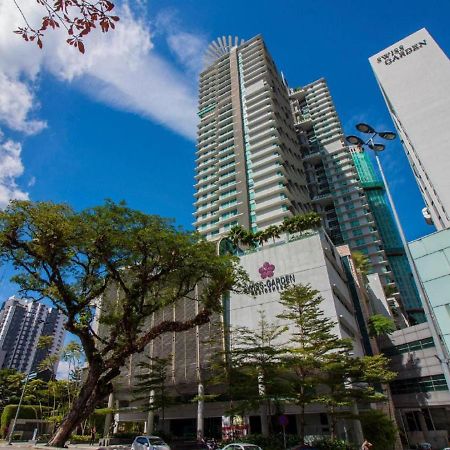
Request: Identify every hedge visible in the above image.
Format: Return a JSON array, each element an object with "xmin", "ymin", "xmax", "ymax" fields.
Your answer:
[{"xmin": 0, "ymin": 405, "xmax": 51, "ymax": 438}]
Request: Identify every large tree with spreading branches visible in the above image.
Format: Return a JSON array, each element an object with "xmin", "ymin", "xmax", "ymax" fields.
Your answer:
[{"xmin": 0, "ymin": 200, "xmax": 245, "ymax": 446}]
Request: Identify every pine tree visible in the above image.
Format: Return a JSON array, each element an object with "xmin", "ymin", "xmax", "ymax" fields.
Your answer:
[
  {"xmin": 276, "ymin": 284, "xmax": 352, "ymax": 444},
  {"xmin": 133, "ymin": 356, "xmax": 174, "ymax": 430},
  {"xmin": 230, "ymin": 311, "xmax": 288, "ymax": 435},
  {"xmin": 318, "ymin": 352, "xmax": 396, "ymax": 438}
]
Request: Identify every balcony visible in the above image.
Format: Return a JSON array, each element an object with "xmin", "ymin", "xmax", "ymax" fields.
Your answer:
[
  {"xmin": 311, "ymin": 191, "xmax": 333, "ymax": 205},
  {"xmin": 302, "ymin": 147, "xmax": 322, "ymax": 163},
  {"xmin": 289, "ymin": 87, "xmax": 306, "ymax": 101},
  {"xmin": 294, "ymin": 113, "xmax": 313, "ymax": 130}
]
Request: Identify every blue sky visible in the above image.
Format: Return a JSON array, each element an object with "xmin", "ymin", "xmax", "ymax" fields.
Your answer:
[{"xmin": 0, "ymin": 0, "xmax": 449, "ymax": 301}]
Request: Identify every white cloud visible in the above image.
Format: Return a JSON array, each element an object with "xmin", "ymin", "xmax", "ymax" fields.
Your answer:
[
  {"xmin": 0, "ymin": 0, "xmax": 205, "ymax": 207},
  {"xmin": 167, "ymin": 32, "xmax": 206, "ymax": 74},
  {"xmin": 0, "ymin": 131, "xmax": 29, "ymax": 207},
  {"xmin": 0, "ymin": 72, "xmax": 47, "ymax": 135},
  {"xmin": 0, "ymin": 1, "xmax": 200, "ymax": 141}
]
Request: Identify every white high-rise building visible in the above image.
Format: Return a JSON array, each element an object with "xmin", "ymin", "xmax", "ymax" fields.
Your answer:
[
  {"xmin": 194, "ymin": 35, "xmax": 311, "ymax": 239},
  {"xmin": 369, "ymin": 28, "xmax": 450, "ymax": 230},
  {"xmin": 289, "ymin": 79, "xmax": 423, "ymax": 324},
  {"xmin": 0, "ymin": 297, "xmax": 65, "ymax": 375}
]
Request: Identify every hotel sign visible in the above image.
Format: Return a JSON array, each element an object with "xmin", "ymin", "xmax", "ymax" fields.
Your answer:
[
  {"xmin": 246, "ymin": 261, "xmax": 296, "ymax": 296},
  {"xmin": 376, "ymin": 39, "xmax": 427, "ymax": 65}
]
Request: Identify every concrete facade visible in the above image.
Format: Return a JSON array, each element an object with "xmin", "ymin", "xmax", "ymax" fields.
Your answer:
[
  {"xmin": 369, "ymin": 28, "xmax": 450, "ymax": 230},
  {"xmin": 102, "ymin": 231, "xmax": 366, "ymax": 444},
  {"xmin": 379, "ymin": 322, "xmax": 450, "ymax": 449},
  {"xmin": 229, "ymin": 230, "xmax": 365, "ymax": 357}
]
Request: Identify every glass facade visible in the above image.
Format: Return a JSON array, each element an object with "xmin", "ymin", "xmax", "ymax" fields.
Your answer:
[
  {"xmin": 409, "ymin": 228, "xmax": 450, "ymax": 354},
  {"xmin": 352, "ymin": 149, "xmax": 425, "ymax": 324}
]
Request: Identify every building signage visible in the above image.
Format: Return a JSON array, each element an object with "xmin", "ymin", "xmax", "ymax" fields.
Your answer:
[
  {"xmin": 376, "ymin": 39, "xmax": 427, "ymax": 65},
  {"xmin": 247, "ymin": 261, "xmax": 296, "ymax": 296}
]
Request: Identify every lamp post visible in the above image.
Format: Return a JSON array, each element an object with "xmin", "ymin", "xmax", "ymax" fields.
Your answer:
[{"xmin": 346, "ymin": 122, "xmax": 450, "ymax": 383}]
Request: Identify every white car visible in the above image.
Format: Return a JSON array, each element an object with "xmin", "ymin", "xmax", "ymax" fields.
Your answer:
[
  {"xmin": 131, "ymin": 435, "xmax": 171, "ymax": 450},
  {"xmin": 220, "ymin": 444, "xmax": 262, "ymax": 450}
]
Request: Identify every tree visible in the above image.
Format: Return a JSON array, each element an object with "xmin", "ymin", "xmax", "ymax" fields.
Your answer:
[
  {"xmin": 62, "ymin": 341, "xmax": 84, "ymax": 381},
  {"xmin": 351, "ymin": 251, "xmax": 370, "ymax": 276},
  {"xmin": 13, "ymin": 0, "xmax": 119, "ymax": 53},
  {"xmin": 133, "ymin": 356, "xmax": 174, "ymax": 430},
  {"xmin": 360, "ymin": 409, "xmax": 398, "ymax": 449},
  {"xmin": 264, "ymin": 225, "xmax": 281, "ymax": 244},
  {"xmin": 280, "ymin": 212, "xmax": 321, "ymax": 235},
  {"xmin": 37, "ymin": 335, "xmax": 54, "ymax": 350},
  {"xmin": 276, "ymin": 284, "xmax": 352, "ymax": 445},
  {"xmin": 226, "ymin": 213, "xmax": 321, "ymax": 250},
  {"xmin": 228, "ymin": 225, "xmax": 247, "ymax": 250},
  {"xmin": 318, "ymin": 352, "xmax": 395, "ymax": 438},
  {"xmin": 0, "ymin": 369, "xmax": 24, "ymax": 413},
  {"xmin": 38, "ymin": 355, "xmax": 60, "ymax": 380},
  {"xmin": 36, "ymin": 335, "xmax": 58, "ymax": 379},
  {"xmin": 228, "ymin": 311, "xmax": 287, "ymax": 435},
  {"xmin": 367, "ymin": 314, "xmax": 396, "ymax": 338},
  {"xmin": 0, "ymin": 200, "xmax": 245, "ymax": 446},
  {"xmin": 62, "ymin": 341, "xmax": 84, "ymax": 409}
]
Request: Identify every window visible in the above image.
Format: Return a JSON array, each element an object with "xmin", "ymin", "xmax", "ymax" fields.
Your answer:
[
  {"xmin": 383, "ymin": 337, "xmax": 435, "ymax": 356},
  {"xmin": 390, "ymin": 374, "xmax": 448, "ymax": 395}
]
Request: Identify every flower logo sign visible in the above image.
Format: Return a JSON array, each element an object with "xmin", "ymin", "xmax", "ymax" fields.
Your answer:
[{"xmin": 259, "ymin": 262, "xmax": 275, "ymax": 279}]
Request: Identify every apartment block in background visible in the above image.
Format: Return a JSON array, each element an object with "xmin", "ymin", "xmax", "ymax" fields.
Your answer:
[{"xmin": 0, "ymin": 297, "xmax": 65, "ymax": 375}]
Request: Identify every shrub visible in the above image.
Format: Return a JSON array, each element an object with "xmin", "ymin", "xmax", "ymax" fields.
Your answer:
[
  {"xmin": 112, "ymin": 432, "xmax": 138, "ymax": 439},
  {"xmin": 230, "ymin": 433, "xmax": 298, "ymax": 450},
  {"xmin": 311, "ymin": 438, "xmax": 356, "ymax": 450},
  {"xmin": 360, "ymin": 409, "xmax": 397, "ymax": 450},
  {"xmin": 70, "ymin": 434, "xmax": 92, "ymax": 443}
]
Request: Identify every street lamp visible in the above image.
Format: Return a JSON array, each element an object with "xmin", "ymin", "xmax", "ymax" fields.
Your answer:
[{"xmin": 345, "ymin": 122, "xmax": 450, "ymax": 385}]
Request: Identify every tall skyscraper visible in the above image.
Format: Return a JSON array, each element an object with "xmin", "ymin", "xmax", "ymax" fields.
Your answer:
[
  {"xmin": 194, "ymin": 35, "xmax": 311, "ymax": 240},
  {"xmin": 193, "ymin": 35, "xmax": 422, "ymax": 323},
  {"xmin": 0, "ymin": 297, "xmax": 65, "ymax": 374},
  {"xmin": 289, "ymin": 79, "xmax": 424, "ymax": 323},
  {"xmin": 369, "ymin": 28, "xmax": 450, "ymax": 231}
]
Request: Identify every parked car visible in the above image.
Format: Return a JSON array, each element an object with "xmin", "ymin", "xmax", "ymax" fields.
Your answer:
[
  {"xmin": 417, "ymin": 444, "xmax": 432, "ymax": 450},
  {"xmin": 131, "ymin": 435, "xmax": 171, "ymax": 450},
  {"xmin": 219, "ymin": 444, "xmax": 263, "ymax": 450}
]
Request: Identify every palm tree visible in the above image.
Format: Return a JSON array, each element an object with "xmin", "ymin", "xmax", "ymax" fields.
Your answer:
[
  {"xmin": 264, "ymin": 225, "xmax": 281, "ymax": 243},
  {"xmin": 281, "ymin": 212, "xmax": 321, "ymax": 235},
  {"xmin": 228, "ymin": 225, "xmax": 247, "ymax": 248}
]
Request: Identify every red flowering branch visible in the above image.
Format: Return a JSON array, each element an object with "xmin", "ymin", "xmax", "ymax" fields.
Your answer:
[{"xmin": 13, "ymin": 0, "xmax": 120, "ymax": 54}]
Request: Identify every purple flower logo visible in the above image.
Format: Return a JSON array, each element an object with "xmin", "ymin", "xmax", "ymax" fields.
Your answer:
[{"xmin": 259, "ymin": 262, "xmax": 275, "ymax": 279}]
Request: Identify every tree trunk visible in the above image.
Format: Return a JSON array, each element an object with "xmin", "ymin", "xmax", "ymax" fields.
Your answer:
[
  {"xmin": 48, "ymin": 369, "xmax": 113, "ymax": 447},
  {"xmin": 329, "ymin": 406, "xmax": 337, "ymax": 440},
  {"xmin": 299, "ymin": 403, "xmax": 305, "ymax": 445}
]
